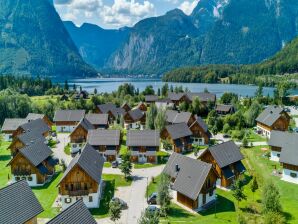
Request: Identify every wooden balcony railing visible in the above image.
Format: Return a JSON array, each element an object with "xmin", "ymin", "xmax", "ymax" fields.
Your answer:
[{"xmin": 68, "ymin": 189, "xmax": 90, "ymax": 196}]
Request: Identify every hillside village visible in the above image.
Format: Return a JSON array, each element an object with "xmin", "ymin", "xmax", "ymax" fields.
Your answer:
[{"xmin": 0, "ymin": 86, "xmax": 298, "ymax": 224}]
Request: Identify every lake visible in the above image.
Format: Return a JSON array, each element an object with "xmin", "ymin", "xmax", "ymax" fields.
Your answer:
[{"xmin": 68, "ymin": 78, "xmax": 277, "ymax": 97}]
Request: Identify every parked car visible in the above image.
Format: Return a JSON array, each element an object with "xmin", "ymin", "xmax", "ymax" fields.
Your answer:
[
  {"xmin": 116, "ymin": 158, "xmax": 123, "ymax": 165},
  {"xmin": 147, "ymin": 192, "xmax": 158, "ymax": 205},
  {"xmin": 146, "ymin": 205, "xmax": 160, "ymax": 214},
  {"xmin": 223, "ymin": 134, "xmax": 231, "ymax": 138},
  {"xmin": 112, "ymin": 161, "xmax": 119, "ymax": 168},
  {"xmin": 293, "ymin": 128, "xmax": 298, "ymax": 133},
  {"xmin": 111, "ymin": 197, "xmax": 128, "ymax": 209}
]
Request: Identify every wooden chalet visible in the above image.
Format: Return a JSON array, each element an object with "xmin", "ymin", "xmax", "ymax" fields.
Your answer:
[
  {"xmin": 0, "ymin": 180, "xmax": 43, "ymax": 224},
  {"xmin": 121, "ymin": 102, "xmax": 131, "ymax": 112},
  {"xmin": 186, "ymin": 92, "xmax": 216, "ymax": 105},
  {"xmin": 8, "ymin": 140, "xmax": 58, "ymax": 186},
  {"xmin": 163, "ymin": 153, "xmax": 217, "ymax": 210},
  {"xmin": 1, "ymin": 118, "xmax": 27, "ymax": 141},
  {"xmin": 189, "ymin": 116, "xmax": 211, "ymax": 145},
  {"xmin": 47, "ymin": 200, "xmax": 97, "ymax": 224},
  {"xmin": 168, "ymin": 93, "xmax": 188, "ymax": 106},
  {"xmin": 161, "ymin": 123, "xmax": 193, "ymax": 153},
  {"xmin": 54, "ymin": 110, "xmax": 85, "ymax": 132},
  {"xmin": 215, "ymin": 104, "xmax": 235, "ymax": 115},
  {"xmin": 85, "ymin": 113, "xmax": 109, "ymax": 129},
  {"xmin": 69, "ymin": 118, "xmax": 95, "ymax": 154},
  {"xmin": 135, "ymin": 102, "xmax": 147, "ymax": 112},
  {"xmin": 87, "ymin": 129, "xmax": 121, "ymax": 162},
  {"xmin": 127, "ymin": 130, "xmax": 160, "ymax": 163},
  {"xmin": 26, "ymin": 113, "xmax": 53, "ymax": 127},
  {"xmin": 256, "ymin": 105, "xmax": 290, "ymax": 137},
  {"xmin": 145, "ymin": 95, "xmax": 158, "ymax": 105},
  {"xmin": 95, "ymin": 103, "xmax": 126, "ymax": 124},
  {"xmin": 12, "ymin": 118, "xmax": 50, "ymax": 139},
  {"xmin": 165, "ymin": 110, "xmax": 195, "ymax": 126},
  {"xmin": 123, "ymin": 108, "xmax": 146, "ymax": 129},
  {"xmin": 57, "ymin": 144, "xmax": 105, "ymax": 210},
  {"xmin": 199, "ymin": 141, "xmax": 246, "ymax": 188}
]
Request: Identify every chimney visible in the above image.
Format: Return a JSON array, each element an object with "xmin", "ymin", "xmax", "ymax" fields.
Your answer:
[{"xmin": 175, "ymin": 164, "xmax": 180, "ymax": 172}]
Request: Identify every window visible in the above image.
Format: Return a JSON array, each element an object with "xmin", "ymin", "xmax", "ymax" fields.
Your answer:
[
  {"xmin": 28, "ymin": 176, "xmax": 33, "ymax": 181},
  {"xmin": 89, "ymin": 196, "xmax": 93, "ymax": 202},
  {"xmin": 84, "ymin": 183, "xmax": 88, "ymax": 190},
  {"xmin": 73, "ymin": 144, "xmax": 77, "ymax": 148},
  {"xmin": 15, "ymin": 176, "xmax": 20, "ymax": 181},
  {"xmin": 290, "ymin": 172, "xmax": 297, "ymax": 178},
  {"xmin": 209, "ymin": 190, "xmax": 214, "ymax": 197},
  {"xmin": 65, "ymin": 184, "xmax": 68, "ymax": 190},
  {"xmin": 277, "ymin": 154, "xmax": 280, "ymax": 158},
  {"xmin": 22, "ymin": 176, "xmax": 26, "ymax": 180},
  {"xmin": 65, "ymin": 198, "xmax": 71, "ymax": 204}
]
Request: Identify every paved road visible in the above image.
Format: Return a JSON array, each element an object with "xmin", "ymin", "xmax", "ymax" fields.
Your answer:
[{"xmin": 53, "ymin": 133, "xmax": 71, "ymax": 165}]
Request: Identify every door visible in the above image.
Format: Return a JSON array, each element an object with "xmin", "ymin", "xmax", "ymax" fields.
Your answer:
[{"xmin": 138, "ymin": 154, "xmax": 147, "ymax": 163}]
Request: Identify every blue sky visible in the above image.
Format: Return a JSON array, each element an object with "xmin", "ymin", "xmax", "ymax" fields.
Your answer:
[{"xmin": 54, "ymin": 0, "xmax": 199, "ymax": 29}]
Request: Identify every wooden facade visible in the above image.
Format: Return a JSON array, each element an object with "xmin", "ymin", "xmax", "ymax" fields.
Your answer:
[
  {"xmin": 70, "ymin": 125, "xmax": 88, "ymax": 144},
  {"xmin": 160, "ymin": 129, "xmax": 192, "ymax": 153},
  {"xmin": 24, "ymin": 217, "xmax": 38, "ymax": 224},
  {"xmin": 9, "ymin": 138, "xmax": 25, "ymax": 157},
  {"xmin": 189, "ymin": 122, "xmax": 210, "ymax": 145},
  {"xmin": 270, "ymin": 146, "xmax": 282, "ymax": 152},
  {"xmin": 282, "ymin": 163, "xmax": 298, "ymax": 171},
  {"xmin": 171, "ymin": 95, "xmax": 189, "ymax": 106},
  {"xmin": 257, "ymin": 113, "xmax": 290, "ymax": 133},
  {"xmin": 55, "ymin": 121, "xmax": 80, "ymax": 127},
  {"xmin": 121, "ymin": 103, "xmax": 131, "ymax": 112},
  {"xmin": 59, "ymin": 165, "xmax": 99, "ymax": 196},
  {"xmin": 93, "ymin": 145, "xmax": 120, "ymax": 162},
  {"xmin": 123, "ymin": 113, "xmax": 146, "ymax": 126},
  {"xmin": 128, "ymin": 146, "xmax": 159, "ymax": 163},
  {"xmin": 137, "ymin": 103, "xmax": 147, "ymax": 112}
]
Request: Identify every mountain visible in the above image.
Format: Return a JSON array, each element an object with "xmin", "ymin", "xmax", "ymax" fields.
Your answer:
[
  {"xmin": 0, "ymin": 0, "xmax": 97, "ymax": 78},
  {"xmin": 64, "ymin": 21, "xmax": 130, "ymax": 70}
]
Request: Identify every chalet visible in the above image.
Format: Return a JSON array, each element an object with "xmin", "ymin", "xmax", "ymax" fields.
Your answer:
[
  {"xmin": 186, "ymin": 92, "xmax": 216, "ymax": 105},
  {"xmin": 73, "ymin": 90, "xmax": 89, "ymax": 100},
  {"xmin": 215, "ymin": 104, "xmax": 235, "ymax": 115},
  {"xmin": 189, "ymin": 116, "xmax": 211, "ymax": 146},
  {"xmin": 69, "ymin": 118, "xmax": 94, "ymax": 154},
  {"xmin": 85, "ymin": 113, "xmax": 109, "ymax": 129},
  {"xmin": 168, "ymin": 93, "xmax": 188, "ymax": 106},
  {"xmin": 9, "ymin": 131, "xmax": 46, "ymax": 157},
  {"xmin": 124, "ymin": 108, "xmax": 146, "ymax": 129},
  {"xmin": 268, "ymin": 131, "xmax": 298, "ymax": 184},
  {"xmin": 26, "ymin": 113, "xmax": 53, "ymax": 127},
  {"xmin": 0, "ymin": 180, "xmax": 43, "ymax": 224},
  {"xmin": 1, "ymin": 118, "xmax": 27, "ymax": 141},
  {"xmin": 47, "ymin": 200, "xmax": 97, "ymax": 224},
  {"xmin": 121, "ymin": 102, "xmax": 131, "ymax": 112},
  {"xmin": 57, "ymin": 144, "xmax": 105, "ymax": 210},
  {"xmin": 54, "ymin": 110, "xmax": 85, "ymax": 132},
  {"xmin": 95, "ymin": 103, "xmax": 126, "ymax": 124},
  {"xmin": 163, "ymin": 153, "xmax": 217, "ymax": 211},
  {"xmin": 155, "ymin": 98, "xmax": 174, "ymax": 110},
  {"xmin": 145, "ymin": 95, "xmax": 158, "ymax": 105},
  {"xmin": 166, "ymin": 110, "xmax": 195, "ymax": 126},
  {"xmin": 161, "ymin": 123, "xmax": 193, "ymax": 153},
  {"xmin": 8, "ymin": 140, "xmax": 58, "ymax": 186},
  {"xmin": 60, "ymin": 94, "xmax": 69, "ymax": 101},
  {"xmin": 127, "ymin": 130, "xmax": 160, "ymax": 163},
  {"xmin": 256, "ymin": 105, "xmax": 290, "ymax": 137},
  {"xmin": 13, "ymin": 118, "xmax": 50, "ymax": 139},
  {"xmin": 199, "ymin": 141, "xmax": 246, "ymax": 188},
  {"xmin": 135, "ymin": 102, "xmax": 147, "ymax": 112},
  {"xmin": 87, "ymin": 129, "xmax": 121, "ymax": 161}
]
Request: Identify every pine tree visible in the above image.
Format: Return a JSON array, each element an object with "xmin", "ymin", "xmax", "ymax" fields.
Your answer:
[
  {"xmin": 119, "ymin": 153, "xmax": 132, "ymax": 181},
  {"xmin": 250, "ymin": 176, "xmax": 258, "ymax": 201},
  {"xmin": 231, "ymin": 180, "xmax": 247, "ymax": 207},
  {"xmin": 109, "ymin": 200, "xmax": 122, "ymax": 223}
]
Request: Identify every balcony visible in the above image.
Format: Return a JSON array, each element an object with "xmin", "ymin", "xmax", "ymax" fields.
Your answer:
[
  {"xmin": 13, "ymin": 170, "xmax": 31, "ymax": 176},
  {"xmin": 71, "ymin": 138, "xmax": 85, "ymax": 144},
  {"xmin": 68, "ymin": 189, "xmax": 90, "ymax": 196}
]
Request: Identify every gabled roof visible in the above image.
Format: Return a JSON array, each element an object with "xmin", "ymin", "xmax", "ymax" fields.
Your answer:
[
  {"xmin": 1, "ymin": 118, "xmax": 27, "ymax": 132},
  {"xmin": 47, "ymin": 200, "xmax": 96, "ymax": 224},
  {"xmin": 16, "ymin": 131, "xmax": 46, "ymax": 146},
  {"xmin": 269, "ymin": 131, "xmax": 298, "ymax": 166},
  {"xmin": 187, "ymin": 92, "xmax": 216, "ymax": 103},
  {"xmin": 165, "ymin": 123, "xmax": 192, "ymax": 140},
  {"xmin": 59, "ymin": 144, "xmax": 104, "ymax": 185},
  {"xmin": 85, "ymin": 113, "xmax": 109, "ymax": 125},
  {"xmin": 204, "ymin": 141, "xmax": 244, "ymax": 168},
  {"xmin": 127, "ymin": 130, "xmax": 160, "ymax": 147},
  {"xmin": 0, "ymin": 180, "xmax": 43, "ymax": 224},
  {"xmin": 215, "ymin": 104, "xmax": 234, "ymax": 112},
  {"xmin": 168, "ymin": 92, "xmax": 185, "ymax": 101},
  {"xmin": 145, "ymin": 95, "xmax": 158, "ymax": 102},
  {"xmin": 256, "ymin": 105, "xmax": 286, "ymax": 127},
  {"xmin": 166, "ymin": 110, "xmax": 192, "ymax": 124},
  {"xmin": 87, "ymin": 129, "xmax": 121, "ymax": 146},
  {"xmin": 54, "ymin": 110, "xmax": 85, "ymax": 122},
  {"xmin": 156, "ymin": 98, "xmax": 172, "ymax": 103},
  {"xmin": 127, "ymin": 108, "xmax": 144, "ymax": 121},
  {"xmin": 97, "ymin": 103, "xmax": 126, "ymax": 117},
  {"xmin": 19, "ymin": 118, "xmax": 50, "ymax": 134},
  {"xmin": 194, "ymin": 116, "xmax": 209, "ymax": 133},
  {"xmin": 163, "ymin": 153, "xmax": 212, "ymax": 200},
  {"xmin": 18, "ymin": 140, "xmax": 53, "ymax": 167},
  {"xmin": 26, "ymin": 113, "xmax": 45, "ymax": 121}
]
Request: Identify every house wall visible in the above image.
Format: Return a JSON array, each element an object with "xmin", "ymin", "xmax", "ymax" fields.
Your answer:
[
  {"xmin": 257, "ymin": 114, "xmax": 290, "ymax": 137},
  {"xmin": 190, "ymin": 122, "xmax": 210, "ymax": 145},
  {"xmin": 270, "ymin": 151, "xmax": 281, "ymax": 162},
  {"xmin": 24, "ymin": 217, "xmax": 38, "ymax": 224},
  {"xmin": 282, "ymin": 166, "xmax": 298, "ymax": 184},
  {"xmin": 9, "ymin": 139, "xmax": 25, "ymax": 156},
  {"xmin": 11, "ymin": 174, "xmax": 42, "ymax": 187},
  {"xmin": 56, "ymin": 121, "xmax": 79, "ymax": 132},
  {"xmin": 3, "ymin": 132, "xmax": 13, "ymax": 141},
  {"xmin": 129, "ymin": 146, "xmax": 158, "ymax": 163},
  {"xmin": 70, "ymin": 125, "xmax": 88, "ymax": 153}
]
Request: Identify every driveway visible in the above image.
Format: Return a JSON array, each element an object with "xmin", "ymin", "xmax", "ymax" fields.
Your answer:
[{"xmin": 53, "ymin": 133, "xmax": 71, "ymax": 165}]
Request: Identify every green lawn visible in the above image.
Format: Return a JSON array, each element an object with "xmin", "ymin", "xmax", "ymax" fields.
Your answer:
[
  {"xmin": 0, "ymin": 142, "xmax": 12, "ymax": 188},
  {"xmin": 102, "ymin": 174, "xmax": 132, "ymax": 188},
  {"xmin": 134, "ymin": 163, "xmax": 162, "ymax": 169},
  {"xmin": 64, "ymin": 143, "xmax": 71, "ymax": 155},
  {"xmin": 246, "ymin": 130, "xmax": 267, "ymax": 142},
  {"xmin": 104, "ymin": 162, "xmax": 112, "ymax": 168}
]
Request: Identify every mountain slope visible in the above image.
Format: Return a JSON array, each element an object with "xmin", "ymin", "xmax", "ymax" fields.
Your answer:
[
  {"xmin": 64, "ymin": 21, "xmax": 130, "ymax": 70},
  {"xmin": 0, "ymin": 0, "xmax": 97, "ymax": 77}
]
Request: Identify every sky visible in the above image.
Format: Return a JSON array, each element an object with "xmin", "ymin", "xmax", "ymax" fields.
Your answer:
[{"xmin": 53, "ymin": 0, "xmax": 200, "ymax": 29}]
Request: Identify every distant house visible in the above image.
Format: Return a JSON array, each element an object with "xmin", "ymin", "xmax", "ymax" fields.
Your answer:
[
  {"xmin": 135, "ymin": 102, "xmax": 147, "ymax": 112},
  {"xmin": 13, "ymin": 118, "xmax": 50, "ymax": 139},
  {"xmin": 189, "ymin": 116, "xmax": 211, "ymax": 146},
  {"xmin": 168, "ymin": 93, "xmax": 188, "ymax": 106},
  {"xmin": 165, "ymin": 110, "xmax": 195, "ymax": 126},
  {"xmin": 47, "ymin": 200, "xmax": 97, "ymax": 224},
  {"xmin": 215, "ymin": 104, "xmax": 235, "ymax": 115},
  {"xmin": 87, "ymin": 129, "xmax": 121, "ymax": 162},
  {"xmin": 54, "ymin": 110, "xmax": 85, "ymax": 132},
  {"xmin": 1, "ymin": 118, "xmax": 27, "ymax": 141},
  {"xmin": 145, "ymin": 95, "xmax": 158, "ymax": 105},
  {"xmin": 85, "ymin": 113, "xmax": 109, "ymax": 129},
  {"xmin": 121, "ymin": 102, "xmax": 131, "ymax": 112},
  {"xmin": 163, "ymin": 153, "xmax": 217, "ymax": 211},
  {"xmin": 256, "ymin": 105, "xmax": 290, "ymax": 137},
  {"xmin": 26, "ymin": 113, "xmax": 53, "ymax": 127},
  {"xmin": 124, "ymin": 108, "xmax": 146, "ymax": 129},
  {"xmin": 268, "ymin": 131, "xmax": 298, "ymax": 184},
  {"xmin": 127, "ymin": 130, "xmax": 160, "ymax": 163},
  {"xmin": 199, "ymin": 141, "xmax": 246, "ymax": 188},
  {"xmin": 186, "ymin": 92, "xmax": 216, "ymax": 105},
  {"xmin": 57, "ymin": 144, "xmax": 105, "ymax": 210},
  {"xmin": 8, "ymin": 140, "xmax": 58, "ymax": 186},
  {"xmin": 69, "ymin": 118, "xmax": 94, "ymax": 154},
  {"xmin": 95, "ymin": 103, "xmax": 126, "ymax": 124},
  {"xmin": 0, "ymin": 180, "xmax": 43, "ymax": 224},
  {"xmin": 73, "ymin": 90, "xmax": 89, "ymax": 100},
  {"xmin": 155, "ymin": 98, "xmax": 174, "ymax": 110},
  {"xmin": 161, "ymin": 123, "xmax": 193, "ymax": 153},
  {"xmin": 60, "ymin": 94, "xmax": 69, "ymax": 101}
]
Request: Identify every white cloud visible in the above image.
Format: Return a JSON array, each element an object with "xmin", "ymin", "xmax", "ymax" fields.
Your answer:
[{"xmin": 178, "ymin": 0, "xmax": 199, "ymax": 15}]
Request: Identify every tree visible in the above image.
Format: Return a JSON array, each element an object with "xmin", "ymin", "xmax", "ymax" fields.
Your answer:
[
  {"xmin": 155, "ymin": 109, "xmax": 166, "ymax": 131},
  {"xmin": 138, "ymin": 210, "xmax": 159, "ymax": 224},
  {"xmin": 157, "ymin": 88, "xmax": 161, "ymax": 96},
  {"xmin": 255, "ymin": 83, "xmax": 263, "ymax": 98},
  {"xmin": 94, "ymin": 88, "xmax": 98, "ymax": 95},
  {"xmin": 119, "ymin": 153, "xmax": 132, "ymax": 181},
  {"xmin": 157, "ymin": 174, "xmax": 171, "ymax": 216},
  {"xmin": 250, "ymin": 176, "xmax": 258, "ymax": 201},
  {"xmin": 262, "ymin": 181, "xmax": 282, "ymax": 213},
  {"xmin": 119, "ymin": 115, "xmax": 124, "ymax": 128},
  {"xmin": 64, "ymin": 80, "xmax": 69, "ymax": 91},
  {"xmin": 264, "ymin": 212, "xmax": 285, "ymax": 224},
  {"xmin": 221, "ymin": 92, "xmax": 238, "ymax": 104},
  {"xmin": 146, "ymin": 104, "xmax": 158, "ymax": 129},
  {"xmin": 179, "ymin": 101, "xmax": 189, "ymax": 112},
  {"xmin": 161, "ymin": 83, "xmax": 169, "ymax": 97},
  {"xmin": 231, "ymin": 180, "xmax": 247, "ymax": 206},
  {"xmin": 143, "ymin": 85, "xmax": 155, "ymax": 95},
  {"xmin": 109, "ymin": 200, "xmax": 122, "ymax": 223},
  {"xmin": 245, "ymin": 101, "xmax": 262, "ymax": 127},
  {"xmin": 242, "ymin": 136, "xmax": 248, "ymax": 148},
  {"xmin": 192, "ymin": 96, "xmax": 201, "ymax": 115}
]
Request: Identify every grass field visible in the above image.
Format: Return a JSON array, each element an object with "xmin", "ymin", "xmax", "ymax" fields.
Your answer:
[
  {"xmin": 0, "ymin": 141, "xmax": 12, "ymax": 188},
  {"xmin": 246, "ymin": 130, "xmax": 267, "ymax": 142},
  {"xmin": 102, "ymin": 174, "xmax": 132, "ymax": 188}
]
